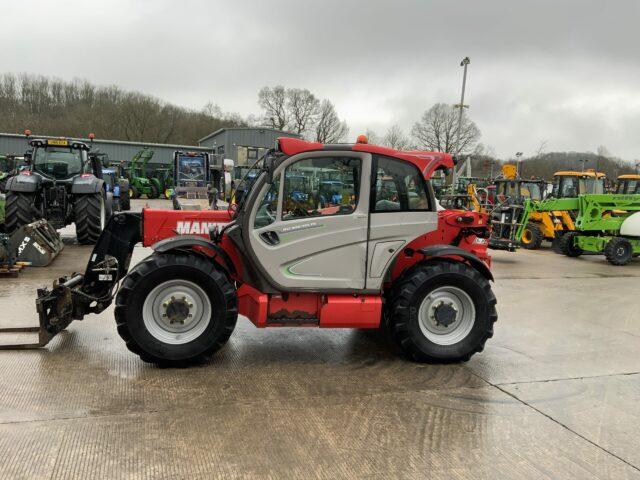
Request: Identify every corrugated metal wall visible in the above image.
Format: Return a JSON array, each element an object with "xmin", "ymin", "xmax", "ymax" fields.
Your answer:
[
  {"xmin": 0, "ymin": 133, "xmax": 211, "ymax": 168},
  {"xmin": 199, "ymin": 128, "xmax": 300, "ymax": 164}
]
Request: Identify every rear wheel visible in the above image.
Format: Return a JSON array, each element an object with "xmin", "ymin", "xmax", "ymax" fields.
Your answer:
[
  {"xmin": 388, "ymin": 261, "xmax": 497, "ymax": 363},
  {"xmin": 604, "ymin": 237, "xmax": 633, "ymax": 266},
  {"xmin": 559, "ymin": 231, "xmax": 583, "ymax": 257},
  {"xmin": 5, "ymin": 192, "xmax": 36, "ymax": 235},
  {"xmin": 521, "ymin": 223, "xmax": 543, "ymax": 250},
  {"xmin": 148, "ymin": 184, "xmax": 159, "ymax": 199},
  {"xmin": 129, "ymin": 185, "xmax": 140, "ymax": 199},
  {"xmin": 121, "ymin": 184, "xmax": 131, "ymax": 210},
  {"xmin": 115, "ymin": 252, "xmax": 238, "ymax": 366},
  {"xmin": 75, "ymin": 193, "xmax": 105, "ymax": 244}
]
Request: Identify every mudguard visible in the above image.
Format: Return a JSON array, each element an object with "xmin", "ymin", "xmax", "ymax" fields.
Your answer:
[
  {"xmin": 151, "ymin": 235, "xmax": 237, "ymax": 275},
  {"xmin": 71, "ymin": 176, "xmax": 104, "ymax": 194},
  {"xmin": 418, "ymin": 245, "xmax": 493, "ymax": 281},
  {"xmin": 5, "ymin": 174, "xmax": 40, "ymax": 193}
]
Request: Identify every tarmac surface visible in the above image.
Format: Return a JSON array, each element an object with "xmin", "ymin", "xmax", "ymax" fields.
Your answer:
[{"xmin": 1, "ymin": 199, "xmax": 640, "ymax": 479}]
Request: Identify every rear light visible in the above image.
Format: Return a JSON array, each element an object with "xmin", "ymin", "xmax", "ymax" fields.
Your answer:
[
  {"xmin": 81, "ymin": 173, "xmax": 94, "ymax": 178},
  {"xmin": 21, "ymin": 170, "xmax": 32, "ymax": 176}
]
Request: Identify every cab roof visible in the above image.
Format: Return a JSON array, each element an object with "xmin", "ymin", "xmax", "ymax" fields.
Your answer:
[
  {"xmin": 554, "ymin": 170, "xmax": 606, "ymax": 178},
  {"xmin": 277, "ymin": 137, "xmax": 455, "ymax": 178},
  {"xmin": 618, "ymin": 174, "xmax": 640, "ymax": 180}
]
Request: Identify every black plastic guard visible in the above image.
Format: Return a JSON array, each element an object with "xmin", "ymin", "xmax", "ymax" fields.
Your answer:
[{"xmin": 418, "ymin": 245, "xmax": 494, "ymax": 281}]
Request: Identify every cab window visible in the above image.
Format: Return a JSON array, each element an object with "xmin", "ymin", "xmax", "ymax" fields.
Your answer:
[
  {"xmin": 372, "ymin": 156, "xmax": 430, "ymax": 212},
  {"xmin": 253, "ymin": 174, "xmax": 280, "ymax": 229},
  {"xmin": 281, "ymin": 157, "xmax": 361, "ymax": 220}
]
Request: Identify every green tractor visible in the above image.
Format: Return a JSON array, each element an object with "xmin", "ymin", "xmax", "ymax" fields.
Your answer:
[
  {"xmin": 127, "ymin": 148, "xmax": 159, "ymax": 199},
  {"xmin": 518, "ymin": 194, "xmax": 640, "ymax": 265},
  {"xmin": 153, "ymin": 167, "xmax": 173, "ymax": 199},
  {"xmin": 0, "ymin": 154, "xmax": 18, "ymax": 192}
]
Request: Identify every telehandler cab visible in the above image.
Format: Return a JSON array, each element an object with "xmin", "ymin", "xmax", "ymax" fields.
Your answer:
[{"xmin": 9, "ymin": 138, "xmax": 498, "ymax": 366}]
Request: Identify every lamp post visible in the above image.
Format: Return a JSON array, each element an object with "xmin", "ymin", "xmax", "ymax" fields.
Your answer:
[
  {"xmin": 452, "ymin": 57, "xmax": 470, "ymax": 186},
  {"xmin": 515, "ymin": 152, "xmax": 523, "ymax": 177}
]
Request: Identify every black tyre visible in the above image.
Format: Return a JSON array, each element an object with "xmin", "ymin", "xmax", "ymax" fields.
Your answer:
[
  {"xmin": 115, "ymin": 252, "xmax": 238, "ymax": 366},
  {"xmin": 105, "ymin": 191, "xmax": 114, "ymax": 218},
  {"xmin": 521, "ymin": 223, "xmax": 543, "ymax": 250},
  {"xmin": 129, "ymin": 185, "xmax": 140, "ymax": 199},
  {"xmin": 5, "ymin": 192, "xmax": 35, "ymax": 235},
  {"xmin": 551, "ymin": 233, "xmax": 564, "ymax": 254},
  {"xmin": 121, "ymin": 186, "xmax": 131, "ymax": 211},
  {"xmin": 75, "ymin": 193, "xmax": 105, "ymax": 244},
  {"xmin": 559, "ymin": 231, "xmax": 583, "ymax": 257},
  {"xmin": 604, "ymin": 237, "xmax": 633, "ymax": 266},
  {"xmin": 147, "ymin": 184, "xmax": 159, "ymax": 199},
  {"xmin": 387, "ymin": 261, "xmax": 497, "ymax": 363}
]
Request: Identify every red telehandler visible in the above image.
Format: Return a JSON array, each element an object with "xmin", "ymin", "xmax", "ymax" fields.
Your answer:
[{"xmin": 7, "ymin": 137, "xmax": 497, "ymax": 366}]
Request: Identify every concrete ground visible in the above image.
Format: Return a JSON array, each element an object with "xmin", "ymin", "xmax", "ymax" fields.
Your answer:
[{"xmin": 1, "ymin": 199, "xmax": 640, "ymax": 479}]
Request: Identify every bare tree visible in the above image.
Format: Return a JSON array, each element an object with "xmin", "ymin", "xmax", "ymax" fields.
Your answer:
[
  {"xmin": 411, "ymin": 102, "xmax": 480, "ymax": 154},
  {"xmin": 286, "ymin": 88, "xmax": 319, "ymax": 136},
  {"xmin": 382, "ymin": 124, "xmax": 412, "ymax": 150},
  {"xmin": 314, "ymin": 100, "xmax": 348, "ymax": 143},
  {"xmin": 258, "ymin": 85, "xmax": 288, "ymax": 130},
  {"xmin": 365, "ymin": 129, "xmax": 382, "ymax": 145}
]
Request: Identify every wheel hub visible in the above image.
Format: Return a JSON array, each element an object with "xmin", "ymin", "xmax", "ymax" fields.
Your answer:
[
  {"xmin": 162, "ymin": 296, "xmax": 194, "ymax": 325},
  {"xmin": 432, "ymin": 302, "xmax": 458, "ymax": 328}
]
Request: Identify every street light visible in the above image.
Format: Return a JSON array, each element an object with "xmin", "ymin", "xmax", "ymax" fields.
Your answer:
[
  {"xmin": 515, "ymin": 152, "xmax": 523, "ymax": 176},
  {"xmin": 452, "ymin": 57, "xmax": 470, "ymax": 185},
  {"xmin": 578, "ymin": 158, "xmax": 587, "ymax": 172}
]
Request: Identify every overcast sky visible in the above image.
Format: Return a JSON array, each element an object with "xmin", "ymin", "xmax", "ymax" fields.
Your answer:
[{"xmin": 2, "ymin": 0, "xmax": 639, "ymax": 160}]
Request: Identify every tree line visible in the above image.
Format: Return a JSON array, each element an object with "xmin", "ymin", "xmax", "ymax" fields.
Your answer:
[
  {"xmin": 0, "ymin": 73, "xmax": 635, "ymax": 180},
  {"xmin": 0, "ymin": 73, "xmax": 245, "ymax": 145}
]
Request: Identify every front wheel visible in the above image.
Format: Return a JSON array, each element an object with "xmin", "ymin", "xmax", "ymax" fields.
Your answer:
[
  {"xmin": 559, "ymin": 231, "xmax": 583, "ymax": 257},
  {"xmin": 5, "ymin": 191, "xmax": 36, "ymax": 235},
  {"xmin": 114, "ymin": 252, "xmax": 238, "ymax": 366},
  {"xmin": 521, "ymin": 223, "xmax": 543, "ymax": 250},
  {"xmin": 387, "ymin": 261, "xmax": 497, "ymax": 363},
  {"xmin": 604, "ymin": 237, "xmax": 633, "ymax": 266},
  {"xmin": 74, "ymin": 193, "xmax": 105, "ymax": 244}
]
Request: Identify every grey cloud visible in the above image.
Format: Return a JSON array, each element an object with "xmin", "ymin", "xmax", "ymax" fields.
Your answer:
[{"xmin": 1, "ymin": 0, "xmax": 638, "ymax": 159}]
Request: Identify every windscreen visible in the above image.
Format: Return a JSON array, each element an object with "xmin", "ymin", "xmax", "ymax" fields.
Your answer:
[
  {"xmin": 582, "ymin": 178, "xmax": 605, "ymax": 194},
  {"xmin": 521, "ymin": 182, "xmax": 543, "ymax": 201},
  {"xmin": 34, "ymin": 146, "xmax": 83, "ymax": 179},
  {"xmin": 177, "ymin": 155, "xmax": 206, "ymax": 187}
]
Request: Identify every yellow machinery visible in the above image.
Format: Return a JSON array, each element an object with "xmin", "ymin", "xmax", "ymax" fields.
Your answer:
[
  {"xmin": 615, "ymin": 174, "xmax": 640, "ymax": 194},
  {"xmin": 521, "ymin": 169, "xmax": 606, "ymax": 249}
]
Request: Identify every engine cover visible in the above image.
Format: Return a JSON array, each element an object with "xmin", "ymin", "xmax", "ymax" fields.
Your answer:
[{"xmin": 620, "ymin": 211, "xmax": 640, "ymax": 237}]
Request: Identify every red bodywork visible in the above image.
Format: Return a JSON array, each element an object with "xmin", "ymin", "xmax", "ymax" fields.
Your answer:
[{"xmin": 140, "ymin": 138, "xmax": 489, "ymax": 330}]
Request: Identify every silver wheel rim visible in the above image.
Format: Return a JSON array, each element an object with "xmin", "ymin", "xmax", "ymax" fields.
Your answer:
[
  {"xmin": 143, "ymin": 279, "xmax": 212, "ymax": 345},
  {"xmin": 418, "ymin": 286, "xmax": 476, "ymax": 346}
]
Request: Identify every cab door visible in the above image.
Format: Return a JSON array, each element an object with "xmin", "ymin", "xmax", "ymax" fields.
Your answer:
[
  {"xmin": 366, "ymin": 155, "xmax": 439, "ymax": 290},
  {"xmin": 248, "ymin": 151, "xmax": 371, "ymax": 291}
]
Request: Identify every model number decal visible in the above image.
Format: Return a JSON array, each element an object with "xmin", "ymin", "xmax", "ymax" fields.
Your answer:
[{"xmin": 281, "ymin": 222, "xmax": 320, "ymax": 233}]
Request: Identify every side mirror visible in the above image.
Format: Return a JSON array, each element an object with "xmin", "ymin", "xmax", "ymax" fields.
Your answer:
[
  {"xmin": 264, "ymin": 155, "xmax": 275, "ymax": 184},
  {"xmin": 24, "ymin": 152, "xmax": 32, "ymax": 164}
]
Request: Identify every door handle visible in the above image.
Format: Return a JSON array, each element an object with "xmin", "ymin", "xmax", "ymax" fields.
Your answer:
[{"xmin": 260, "ymin": 231, "xmax": 280, "ymax": 245}]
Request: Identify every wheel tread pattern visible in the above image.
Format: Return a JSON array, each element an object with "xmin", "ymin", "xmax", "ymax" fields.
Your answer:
[
  {"xmin": 388, "ymin": 261, "xmax": 497, "ymax": 363},
  {"xmin": 114, "ymin": 252, "xmax": 237, "ymax": 366},
  {"xmin": 75, "ymin": 193, "xmax": 103, "ymax": 244}
]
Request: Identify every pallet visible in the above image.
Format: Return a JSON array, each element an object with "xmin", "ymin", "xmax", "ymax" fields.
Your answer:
[{"xmin": 0, "ymin": 263, "xmax": 25, "ymax": 277}]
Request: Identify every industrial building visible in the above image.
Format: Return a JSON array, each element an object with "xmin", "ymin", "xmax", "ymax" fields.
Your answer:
[
  {"xmin": 198, "ymin": 127, "xmax": 300, "ymax": 166},
  {"xmin": 0, "ymin": 127, "xmax": 301, "ymax": 170},
  {"xmin": 0, "ymin": 132, "xmax": 211, "ymax": 169}
]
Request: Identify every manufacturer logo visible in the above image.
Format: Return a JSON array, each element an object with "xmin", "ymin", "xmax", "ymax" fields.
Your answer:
[
  {"xmin": 17, "ymin": 236, "xmax": 30, "ymax": 256},
  {"xmin": 175, "ymin": 221, "xmax": 228, "ymax": 235}
]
